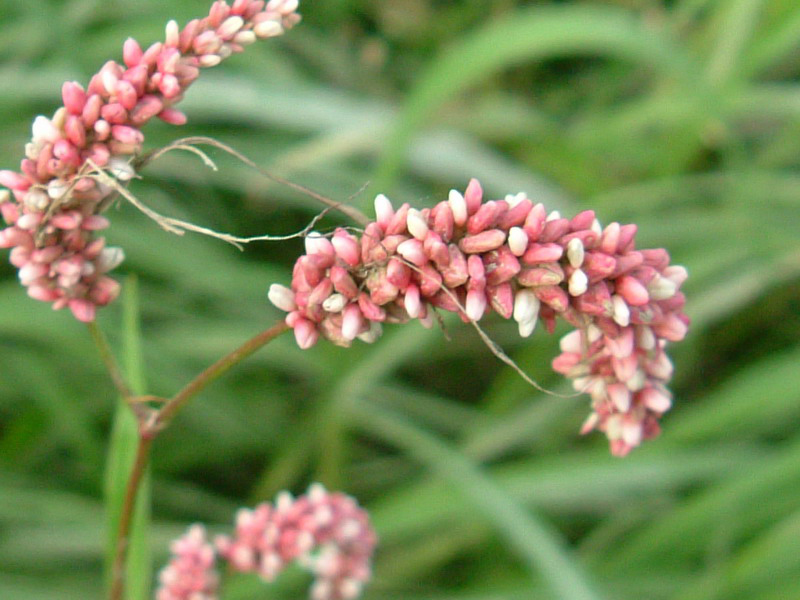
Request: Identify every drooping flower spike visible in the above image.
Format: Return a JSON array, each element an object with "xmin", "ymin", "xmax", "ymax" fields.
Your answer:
[
  {"xmin": 269, "ymin": 180, "xmax": 689, "ymax": 456},
  {"xmin": 0, "ymin": 0, "xmax": 301, "ymax": 322},
  {"xmin": 156, "ymin": 484, "xmax": 377, "ymax": 600}
]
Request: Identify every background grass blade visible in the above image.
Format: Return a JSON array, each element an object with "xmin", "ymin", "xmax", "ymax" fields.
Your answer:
[{"xmin": 103, "ymin": 277, "xmax": 151, "ymax": 599}]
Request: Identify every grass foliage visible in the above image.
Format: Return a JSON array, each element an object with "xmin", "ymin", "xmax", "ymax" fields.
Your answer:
[{"xmin": 1, "ymin": 0, "xmax": 799, "ymax": 598}]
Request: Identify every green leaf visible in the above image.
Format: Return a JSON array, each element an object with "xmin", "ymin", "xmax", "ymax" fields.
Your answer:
[{"xmin": 103, "ymin": 276, "xmax": 152, "ymax": 600}]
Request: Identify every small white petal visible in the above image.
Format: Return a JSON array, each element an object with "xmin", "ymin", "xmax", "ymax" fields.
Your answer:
[
  {"xmin": 448, "ymin": 189, "xmax": 467, "ymax": 226},
  {"xmin": 546, "ymin": 210, "xmax": 561, "ymax": 222},
  {"xmin": 98, "ymin": 247, "xmax": 125, "ymax": 272},
  {"xmin": 611, "ymin": 294, "xmax": 630, "ymax": 327},
  {"xmin": 268, "ymin": 283, "xmax": 297, "ymax": 312},
  {"xmin": 508, "ymin": 226, "xmax": 529, "ymax": 256},
  {"xmin": 304, "ymin": 231, "xmax": 333, "ymax": 256},
  {"xmin": 254, "ymin": 19, "xmax": 283, "ymax": 38},
  {"xmin": 513, "ymin": 289, "xmax": 539, "ymax": 323},
  {"xmin": 374, "ymin": 193, "xmax": 394, "ymax": 223},
  {"xmin": 322, "ymin": 293, "xmax": 347, "ymax": 313},
  {"xmin": 406, "ymin": 208, "xmax": 429, "ymax": 240},
  {"xmin": 566, "ymin": 237, "xmax": 585, "ymax": 268},
  {"xmin": 32, "ymin": 116, "xmax": 60, "ymax": 143},
  {"xmin": 165, "ymin": 19, "xmax": 180, "ymax": 45},
  {"xmin": 568, "ymin": 269, "xmax": 588, "ymax": 296},
  {"xmin": 647, "ymin": 274, "xmax": 678, "ymax": 300},
  {"xmin": 504, "ymin": 191, "xmax": 527, "ymax": 207},
  {"xmin": 559, "ymin": 329, "xmax": 583, "ymax": 353},
  {"xmin": 518, "ymin": 317, "xmax": 537, "ymax": 338}
]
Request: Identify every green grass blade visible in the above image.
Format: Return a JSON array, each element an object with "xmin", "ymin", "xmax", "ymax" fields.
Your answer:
[
  {"xmin": 375, "ymin": 4, "xmax": 698, "ymax": 191},
  {"xmin": 350, "ymin": 399, "xmax": 604, "ymax": 600},
  {"xmin": 103, "ymin": 276, "xmax": 152, "ymax": 599}
]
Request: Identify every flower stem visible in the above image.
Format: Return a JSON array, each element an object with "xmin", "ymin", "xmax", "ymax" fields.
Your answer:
[
  {"xmin": 153, "ymin": 320, "xmax": 290, "ymax": 431},
  {"xmin": 100, "ymin": 319, "xmax": 290, "ymax": 600}
]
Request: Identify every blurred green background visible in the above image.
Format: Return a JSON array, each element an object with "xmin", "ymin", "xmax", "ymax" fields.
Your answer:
[{"xmin": 1, "ymin": 0, "xmax": 800, "ymax": 599}]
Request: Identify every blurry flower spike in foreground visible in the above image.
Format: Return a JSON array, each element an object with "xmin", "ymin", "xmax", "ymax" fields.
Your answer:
[
  {"xmin": 156, "ymin": 484, "xmax": 377, "ymax": 600},
  {"xmin": 0, "ymin": 0, "xmax": 301, "ymax": 322},
  {"xmin": 269, "ymin": 180, "xmax": 690, "ymax": 456}
]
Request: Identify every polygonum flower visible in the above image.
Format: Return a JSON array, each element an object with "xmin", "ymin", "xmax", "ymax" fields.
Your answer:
[
  {"xmin": 0, "ymin": 0, "xmax": 301, "ymax": 321},
  {"xmin": 156, "ymin": 484, "xmax": 376, "ymax": 600},
  {"xmin": 269, "ymin": 180, "xmax": 689, "ymax": 455}
]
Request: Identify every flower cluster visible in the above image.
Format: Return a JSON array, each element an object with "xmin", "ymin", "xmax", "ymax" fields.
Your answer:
[
  {"xmin": 157, "ymin": 525, "xmax": 219, "ymax": 600},
  {"xmin": 156, "ymin": 484, "xmax": 377, "ymax": 600},
  {"xmin": 0, "ymin": 0, "xmax": 301, "ymax": 321},
  {"xmin": 268, "ymin": 179, "xmax": 689, "ymax": 455}
]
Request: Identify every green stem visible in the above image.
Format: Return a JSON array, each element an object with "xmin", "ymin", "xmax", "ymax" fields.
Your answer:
[{"xmin": 93, "ymin": 319, "xmax": 290, "ymax": 600}]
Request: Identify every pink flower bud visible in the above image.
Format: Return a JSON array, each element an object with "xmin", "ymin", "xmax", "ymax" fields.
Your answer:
[
  {"xmin": 62, "ymin": 82, "xmax": 87, "ymax": 115},
  {"xmin": 341, "ymin": 304, "xmax": 364, "ymax": 341},
  {"xmin": 484, "ymin": 247, "xmax": 520, "ymax": 286},
  {"xmin": 373, "ymin": 193, "xmax": 394, "ymax": 230},
  {"xmin": 68, "ymin": 298, "xmax": 97, "ymax": 322},
  {"xmin": 404, "ymin": 284, "xmax": 421, "ymax": 318},
  {"xmin": 570, "ymin": 209, "xmax": 596, "ymax": 232},
  {"xmin": 330, "ymin": 266, "xmax": 359, "ymax": 299},
  {"xmin": 521, "ymin": 242, "xmax": 563, "ymax": 264},
  {"xmin": 463, "ymin": 178, "xmax": 483, "ymax": 215},
  {"xmin": 448, "ymin": 189, "xmax": 467, "ymax": 227},
  {"xmin": 496, "ymin": 198, "xmax": 532, "ymax": 230},
  {"xmin": 487, "ymin": 282, "xmax": 513, "ymax": 319},
  {"xmin": 386, "ymin": 258, "xmax": 411, "ymax": 289},
  {"xmin": 516, "ymin": 264, "xmax": 564, "ymax": 287},
  {"xmin": 616, "ymin": 275, "xmax": 650, "ymax": 306},
  {"xmin": 458, "ymin": 229, "xmax": 506, "ymax": 254},
  {"xmin": 0, "ymin": 170, "xmax": 31, "ymax": 191},
  {"xmin": 294, "ymin": 319, "xmax": 319, "ymax": 349},
  {"xmin": 385, "ymin": 203, "xmax": 410, "ymax": 236},
  {"xmin": 157, "ymin": 108, "xmax": 188, "ymax": 125},
  {"xmin": 467, "ymin": 200, "xmax": 500, "ymax": 234},
  {"xmin": 332, "ymin": 229, "xmax": 360, "ymax": 267},
  {"xmin": 465, "ymin": 288, "xmax": 487, "ymax": 321},
  {"xmin": 358, "ymin": 293, "xmax": 386, "ymax": 322},
  {"xmin": 396, "ymin": 238, "xmax": 427, "ymax": 267},
  {"xmin": 534, "ymin": 285, "xmax": 569, "ymax": 312},
  {"xmin": 431, "ymin": 201, "xmax": 454, "ymax": 239}
]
